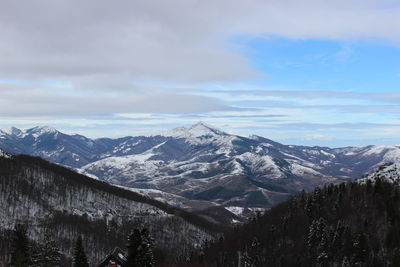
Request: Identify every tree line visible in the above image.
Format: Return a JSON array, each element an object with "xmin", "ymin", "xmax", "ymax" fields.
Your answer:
[{"xmin": 192, "ymin": 178, "xmax": 400, "ymax": 266}]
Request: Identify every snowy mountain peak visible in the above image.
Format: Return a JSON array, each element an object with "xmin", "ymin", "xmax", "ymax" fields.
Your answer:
[
  {"xmin": 166, "ymin": 122, "xmax": 226, "ymax": 139},
  {"xmin": 26, "ymin": 126, "xmax": 58, "ymax": 137},
  {"xmin": 188, "ymin": 122, "xmax": 225, "ymax": 136},
  {"xmin": 1, "ymin": 126, "xmax": 23, "ymax": 137},
  {"xmin": 9, "ymin": 127, "xmax": 23, "ymax": 136}
]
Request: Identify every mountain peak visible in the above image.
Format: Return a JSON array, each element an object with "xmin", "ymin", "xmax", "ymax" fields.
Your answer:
[
  {"xmin": 26, "ymin": 126, "xmax": 58, "ymax": 137},
  {"xmin": 1, "ymin": 127, "xmax": 23, "ymax": 136},
  {"xmin": 189, "ymin": 122, "xmax": 224, "ymax": 134},
  {"xmin": 166, "ymin": 122, "xmax": 226, "ymax": 139},
  {"xmin": 9, "ymin": 127, "xmax": 23, "ymax": 136}
]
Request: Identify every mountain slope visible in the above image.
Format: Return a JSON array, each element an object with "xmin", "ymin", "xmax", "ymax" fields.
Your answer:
[
  {"xmin": 199, "ymin": 163, "xmax": 400, "ymax": 267},
  {"xmin": 0, "ymin": 153, "xmax": 219, "ymax": 266},
  {"xmin": 359, "ymin": 162, "xmax": 400, "ymax": 184},
  {"xmin": 1, "ymin": 123, "xmax": 400, "ymax": 208}
]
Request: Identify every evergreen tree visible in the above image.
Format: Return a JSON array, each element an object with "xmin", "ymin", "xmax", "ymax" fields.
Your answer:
[
  {"xmin": 127, "ymin": 228, "xmax": 142, "ymax": 267},
  {"xmin": 136, "ymin": 228, "xmax": 155, "ymax": 267},
  {"xmin": 73, "ymin": 236, "xmax": 89, "ymax": 267},
  {"xmin": 126, "ymin": 227, "xmax": 155, "ymax": 267},
  {"xmin": 10, "ymin": 224, "xmax": 31, "ymax": 267},
  {"xmin": 31, "ymin": 233, "xmax": 61, "ymax": 267}
]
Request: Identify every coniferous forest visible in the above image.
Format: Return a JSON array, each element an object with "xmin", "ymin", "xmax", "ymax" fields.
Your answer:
[{"xmin": 196, "ymin": 178, "xmax": 400, "ymax": 267}]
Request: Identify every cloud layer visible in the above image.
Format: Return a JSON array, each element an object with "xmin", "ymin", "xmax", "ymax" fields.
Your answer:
[
  {"xmin": 2, "ymin": 0, "xmax": 400, "ymax": 82},
  {"xmin": 1, "ymin": 0, "xmax": 400, "ymax": 146}
]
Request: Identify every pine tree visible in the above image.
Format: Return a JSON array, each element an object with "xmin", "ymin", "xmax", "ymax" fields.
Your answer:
[
  {"xmin": 31, "ymin": 233, "xmax": 61, "ymax": 267},
  {"xmin": 137, "ymin": 228, "xmax": 155, "ymax": 267},
  {"xmin": 127, "ymin": 228, "xmax": 142, "ymax": 267},
  {"xmin": 73, "ymin": 236, "xmax": 89, "ymax": 267},
  {"xmin": 10, "ymin": 224, "xmax": 31, "ymax": 267},
  {"xmin": 126, "ymin": 227, "xmax": 155, "ymax": 267}
]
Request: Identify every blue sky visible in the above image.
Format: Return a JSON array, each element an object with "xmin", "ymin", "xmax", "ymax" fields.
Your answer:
[
  {"xmin": 241, "ymin": 37, "xmax": 400, "ymax": 92},
  {"xmin": 1, "ymin": 0, "xmax": 400, "ymax": 147}
]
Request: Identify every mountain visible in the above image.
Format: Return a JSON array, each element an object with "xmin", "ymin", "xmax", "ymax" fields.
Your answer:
[
  {"xmin": 198, "ymin": 164, "xmax": 400, "ymax": 267},
  {"xmin": 359, "ymin": 162, "xmax": 400, "ymax": 184},
  {"xmin": 0, "ymin": 152, "xmax": 220, "ymax": 266},
  {"xmin": 1, "ymin": 123, "xmax": 400, "ymax": 208}
]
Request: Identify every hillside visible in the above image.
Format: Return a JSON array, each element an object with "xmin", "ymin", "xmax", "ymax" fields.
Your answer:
[
  {"xmin": 0, "ymin": 152, "xmax": 221, "ymax": 266},
  {"xmin": 1, "ymin": 123, "xmax": 400, "ymax": 209},
  {"xmin": 198, "ymin": 164, "xmax": 400, "ymax": 267}
]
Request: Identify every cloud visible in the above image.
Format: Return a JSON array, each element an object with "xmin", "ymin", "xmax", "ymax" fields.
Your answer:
[
  {"xmin": 275, "ymin": 122, "xmax": 400, "ymax": 130},
  {"xmin": 305, "ymin": 134, "xmax": 333, "ymax": 141},
  {"xmin": 211, "ymin": 89, "xmax": 400, "ymax": 114},
  {"xmin": 2, "ymin": 0, "xmax": 400, "ymax": 146},
  {"xmin": 211, "ymin": 89, "xmax": 400, "ymax": 102},
  {"xmin": 1, "ymin": 0, "xmax": 400, "ymax": 84},
  {"xmin": 0, "ymin": 87, "xmax": 239, "ymax": 116},
  {"xmin": 0, "ymin": 0, "xmax": 257, "ymax": 83}
]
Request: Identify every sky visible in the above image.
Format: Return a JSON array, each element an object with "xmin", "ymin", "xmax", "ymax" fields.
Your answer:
[{"xmin": 1, "ymin": 0, "xmax": 400, "ymax": 147}]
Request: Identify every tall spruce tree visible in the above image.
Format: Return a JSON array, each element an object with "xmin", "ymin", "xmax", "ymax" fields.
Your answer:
[
  {"xmin": 73, "ymin": 236, "xmax": 89, "ymax": 267},
  {"xmin": 10, "ymin": 224, "xmax": 31, "ymax": 267},
  {"xmin": 126, "ymin": 227, "xmax": 154, "ymax": 267}
]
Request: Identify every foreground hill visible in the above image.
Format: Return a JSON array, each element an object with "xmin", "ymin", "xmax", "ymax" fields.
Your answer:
[
  {"xmin": 0, "ymin": 152, "xmax": 220, "ymax": 266},
  {"xmin": 198, "ymin": 163, "xmax": 400, "ymax": 267},
  {"xmin": 1, "ymin": 123, "xmax": 400, "ymax": 208}
]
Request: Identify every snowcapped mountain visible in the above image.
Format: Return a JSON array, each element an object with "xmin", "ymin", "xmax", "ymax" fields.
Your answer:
[{"xmin": 1, "ymin": 123, "xmax": 400, "ymax": 208}]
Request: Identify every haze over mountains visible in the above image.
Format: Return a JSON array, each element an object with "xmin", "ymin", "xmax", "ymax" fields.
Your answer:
[{"xmin": 1, "ymin": 122, "xmax": 400, "ymax": 209}]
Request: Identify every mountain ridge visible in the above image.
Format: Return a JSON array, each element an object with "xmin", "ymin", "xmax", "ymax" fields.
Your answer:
[
  {"xmin": 199, "ymin": 163, "xmax": 400, "ymax": 266},
  {"xmin": 0, "ymin": 153, "xmax": 220, "ymax": 265},
  {"xmin": 1, "ymin": 123, "xmax": 400, "ymax": 208}
]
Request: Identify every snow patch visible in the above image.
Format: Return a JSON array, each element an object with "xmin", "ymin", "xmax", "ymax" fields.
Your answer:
[{"xmin": 225, "ymin": 206, "xmax": 244, "ymax": 216}]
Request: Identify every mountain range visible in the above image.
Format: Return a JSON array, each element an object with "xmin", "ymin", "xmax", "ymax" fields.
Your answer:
[{"xmin": 1, "ymin": 123, "xmax": 400, "ymax": 210}]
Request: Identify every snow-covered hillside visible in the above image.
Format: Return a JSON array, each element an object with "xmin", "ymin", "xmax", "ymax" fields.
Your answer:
[
  {"xmin": 0, "ymin": 154, "xmax": 215, "ymax": 265},
  {"xmin": 1, "ymin": 122, "xmax": 400, "ymax": 208},
  {"xmin": 359, "ymin": 162, "xmax": 400, "ymax": 184}
]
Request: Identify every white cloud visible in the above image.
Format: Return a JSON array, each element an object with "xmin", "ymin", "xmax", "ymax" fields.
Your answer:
[
  {"xmin": 1, "ymin": 0, "xmax": 400, "ymax": 83},
  {"xmin": 2, "ymin": 0, "xmax": 400, "ymax": 146}
]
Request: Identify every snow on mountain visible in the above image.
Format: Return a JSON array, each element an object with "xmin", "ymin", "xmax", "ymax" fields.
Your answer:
[
  {"xmin": 121, "ymin": 186, "xmax": 218, "ymax": 211},
  {"xmin": 359, "ymin": 162, "xmax": 400, "ymax": 184},
  {"xmin": 236, "ymin": 152, "xmax": 282, "ymax": 178},
  {"xmin": 25, "ymin": 125, "xmax": 59, "ymax": 137},
  {"xmin": 164, "ymin": 122, "xmax": 232, "ymax": 146},
  {"xmin": 165, "ymin": 122, "xmax": 226, "ymax": 139},
  {"xmin": 0, "ymin": 154, "xmax": 216, "ymax": 265},
  {"xmin": 2, "ymin": 126, "xmax": 23, "ymax": 137},
  {"xmin": 1, "ymin": 123, "xmax": 400, "ymax": 209}
]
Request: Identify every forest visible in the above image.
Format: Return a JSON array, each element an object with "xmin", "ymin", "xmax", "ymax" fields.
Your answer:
[
  {"xmin": 2, "ymin": 154, "xmax": 400, "ymax": 266},
  {"xmin": 0, "ymin": 155, "xmax": 221, "ymax": 266},
  {"xmin": 197, "ymin": 176, "xmax": 400, "ymax": 266}
]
